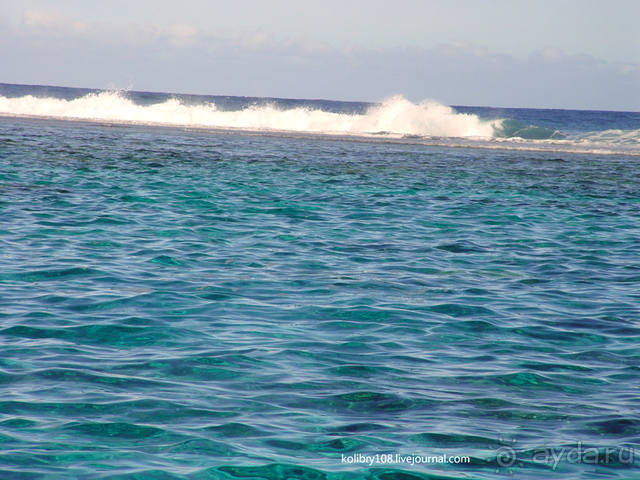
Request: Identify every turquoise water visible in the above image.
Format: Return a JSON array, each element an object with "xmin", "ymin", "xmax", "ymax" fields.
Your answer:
[{"xmin": 1, "ymin": 113, "xmax": 640, "ymax": 479}]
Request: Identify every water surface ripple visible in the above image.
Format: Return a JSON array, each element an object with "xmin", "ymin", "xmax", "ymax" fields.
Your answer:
[{"xmin": 1, "ymin": 118, "xmax": 639, "ymax": 479}]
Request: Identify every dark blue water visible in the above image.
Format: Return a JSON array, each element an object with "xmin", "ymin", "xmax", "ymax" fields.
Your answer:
[{"xmin": 1, "ymin": 85, "xmax": 640, "ymax": 479}]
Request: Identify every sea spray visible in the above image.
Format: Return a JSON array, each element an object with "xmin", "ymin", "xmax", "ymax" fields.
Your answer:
[{"xmin": 0, "ymin": 92, "xmax": 499, "ymax": 138}]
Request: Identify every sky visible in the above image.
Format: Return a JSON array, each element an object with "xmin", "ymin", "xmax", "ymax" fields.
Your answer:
[{"xmin": 0, "ymin": 0, "xmax": 639, "ymax": 110}]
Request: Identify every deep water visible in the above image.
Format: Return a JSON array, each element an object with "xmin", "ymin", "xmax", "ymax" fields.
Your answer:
[{"xmin": 1, "ymin": 115, "xmax": 640, "ymax": 479}]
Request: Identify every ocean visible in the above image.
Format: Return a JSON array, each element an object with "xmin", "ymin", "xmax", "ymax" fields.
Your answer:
[{"xmin": 1, "ymin": 82, "xmax": 639, "ymax": 479}]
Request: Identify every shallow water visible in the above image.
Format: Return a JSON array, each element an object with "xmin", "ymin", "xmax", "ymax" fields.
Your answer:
[{"xmin": 1, "ymin": 116, "xmax": 640, "ymax": 479}]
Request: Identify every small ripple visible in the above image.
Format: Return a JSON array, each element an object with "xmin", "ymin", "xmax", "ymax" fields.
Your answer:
[
  {"xmin": 1, "ymin": 324, "xmax": 185, "ymax": 347},
  {"xmin": 428, "ymin": 304, "xmax": 496, "ymax": 317},
  {"xmin": 65, "ymin": 421, "xmax": 166, "ymax": 439},
  {"xmin": 0, "ymin": 267, "xmax": 101, "ymax": 283},
  {"xmin": 204, "ymin": 422, "xmax": 268, "ymax": 437}
]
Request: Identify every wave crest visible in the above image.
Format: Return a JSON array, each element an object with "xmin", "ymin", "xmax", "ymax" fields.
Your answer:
[{"xmin": 0, "ymin": 92, "xmax": 498, "ymax": 138}]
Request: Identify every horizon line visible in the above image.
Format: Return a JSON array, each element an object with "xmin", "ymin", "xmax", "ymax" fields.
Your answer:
[{"xmin": 1, "ymin": 80, "xmax": 639, "ymax": 114}]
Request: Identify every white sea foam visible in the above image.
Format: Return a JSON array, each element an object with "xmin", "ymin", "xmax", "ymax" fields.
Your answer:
[
  {"xmin": 0, "ymin": 92, "xmax": 498, "ymax": 138},
  {"xmin": 574, "ymin": 128, "xmax": 640, "ymax": 145},
  {"xmin": 1, "ymin": 91, "xmax": 638, "ymax": 155}
]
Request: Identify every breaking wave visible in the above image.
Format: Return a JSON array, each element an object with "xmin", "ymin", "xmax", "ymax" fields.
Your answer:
[
  {"xmin": 0, "ymin": 92, "xmax": 498, "ymax": 138},
  {"xmin": 1, "ymin": 90, "xmax": 638, "ymax": 155}
]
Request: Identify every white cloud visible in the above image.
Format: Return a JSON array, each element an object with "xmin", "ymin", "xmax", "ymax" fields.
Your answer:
[
  {"xmin": 23, "ymin": 9, "xmax": 64, "ymax": 27},
  {"xmin": 23, "ymin": 8, "xmax": 88, "ymax": 35},
  {"xmin": 21, "ymin": 8, "xmax": 202, "ymax": 49},
  {"xmin": 165, "ymin": 23, "xmax": 199, "ymax": 47},
  {"xmin": 540, "ymin": 46, "xmax": 563, "ymax": 62},
  {"xmin": 17, "ymin": 7, "xmax": 335, "ymax": 56},
  {"xmin": 5, "ymin": 8, "xmax": 639, "ymax": 109}
]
